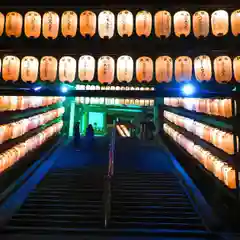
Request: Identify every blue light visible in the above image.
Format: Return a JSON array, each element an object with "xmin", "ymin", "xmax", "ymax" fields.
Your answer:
[
  {"xmin": 61, "ymin": 86, "xmax": 68, "ymax": 93},
  {"xmin": 181, "ymin": 84, "xmax": 195, "ymax": 96},
  {"xmin": 33, "ymin": 86, "xmax": 42, "ymax": 91}
]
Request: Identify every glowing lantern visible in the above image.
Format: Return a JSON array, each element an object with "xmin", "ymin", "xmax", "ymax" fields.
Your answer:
[
  {"xmin": 136, "ymin": 11, "xmax": 152, "ymax": 37},
  {"xmin": 0, "ymin": 13, "xmax": 5, "ymax": 36},
  {"xmin": 231, "ymin": 10, "xmax": 240, "ymax": 36},
  {"xmin": 174, "ymin": 11, "xmax": 191, "ymax": 37},
  {"xmin": 117, "ymin": 55, "xmax": 133, "ymax": 83},
  {"xmin": 175, "ymin": 56, "xmax": 192, "ymax": 82},
  {"xmin": 61, "ymin": 11, "xmax": 77, "ymax": 38},
  {"xmin": 154, "ymin": 10, "xmax": 171, "ymax": 38},
  {"xmin": 98, "ymin": 56, "xmax": 115, "ymax": 84},
  {"xmin": 80, "ymin": 10, "xmax": 96, "ymax": 37},
  {"xmin": 21, "ymin": 56, "xmax": 39, "ymax": 83},
  {"xmin": 193, "ymin": 11, "xmax": 209, "ymax": 38},
  {"xmin": 194, "ymin": 55, "xmax": 212, "ymax": 81},
  {"xmin": 117, "ymin": 10, "xmax": 133, "ymax": 37},
  {"xmin": 42, "ymin": 11, "xmax": 59, "ymax": 39},
  {"xmin": 24, "ymin": 11, "xmax": 41, "ymax": 38},
  {"xmin": 40, "ymin": 56, "xmax": 58, "ymax": 82},
  {"xmin": 98, "ymin": 10, "xmax": 115, "ymax": 39},
  {"xmin": 78, "ymin": 55, "xmax": 95, "ymax": 82},
  {"xmin": 233, "ymin": 56, "xmax": 240, "ymax": 82},
  {"xmin": 6, "ymin": 12, "xmax": 23, "ymax": 37},
  {"xmin": 211, "ymin": 10, "xmax": 229, "ymax": 37},
  {"xmin": 223, "ymin": 166, "xmax": 236, "ymax": 189},
  {"xmin": 59, "ymin": 56, "xmax": 76, "ymax": 83},
  {"xmin": 136, "ymin": 56, "xmax": 153, "ymax": 83},
  {"xmin": 2, "ymin": 56, "xmax": 20, "ymax": 81},
  {"xmin": 214, "ymin": 56, "xmax": 232, "ymax": 83},
  {"xmin": 155, "ymin": 56, "xmax": 173, "ymax": 83}
]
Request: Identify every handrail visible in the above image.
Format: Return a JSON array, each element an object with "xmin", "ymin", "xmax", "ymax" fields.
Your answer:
[{"xmin": 103, "ymin": 124, "xmax": 116, "ymax": 228}]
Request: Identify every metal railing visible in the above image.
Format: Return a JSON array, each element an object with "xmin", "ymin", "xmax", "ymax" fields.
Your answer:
[{"xmin": 103, "ymin": 124, "xmax": 116, "ymax": 228}]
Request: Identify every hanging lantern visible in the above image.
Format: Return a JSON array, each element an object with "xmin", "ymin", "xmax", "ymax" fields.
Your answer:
[
  {"xmin": 78, "ymin": 55, "xmax": 95, "ymax": 82},
  {"xmin": 0, "ymin": 13, "xmax": 5, "ymax": 36},
  {"xmin": 154, "ymin": 10, "xmax": 171, "ymax": 38},
  {"xmin": 233, "ymin": 56, "xmax": 240, "ymax": 82},
  {"xmin": 80, "ymin": 10, "xmax": 96, "ymax": 37},
  {"xmin": 223, "ymin": 166, "xmax": 236, "ymax": 189},
  {"xmin": 194, "ymin": 55, "xmax": 212, "ymax": 82},
  {"xmin": 21, "ymin": 56, "xmax": 39, "ymax": 83},
  {"xmin": 59, "ymin": 56, "xmax": 76, "ymax": 83},
  {"xmin": 6, "ymin": 12, "xmax": 23, "ymax": 38},
  {"xmin": 175, "ymin": 56, "xmax": 192, "ymax": 82},
  {"xmin": 117, "ymin": 10, "xmax": 133, "ymax": 37},
  {"xmin": 214, "ymin": 56, "xmax": 232, "ymax": 83},
  {"xmin": 155, "ymin": 56, "xmax": 173, "ymax": 83},
  {"xmin": 42, "ymin": 11, "xmax": 59, "ymax": 39},
  {"xmin": 2, "ymin": 56, "xmax": 20, "ymax": 81},
  {"xmin": 40, "ymin": 56, "xmax": 58, "ymax": 82},
  {"xmin": 24, "ymin": 11, "xmax": 41, "ymax": 38},
  {"xmin": 231, "ymin": 10, "xmax": 240, "ymax": 36},
  {"xmin": 174, "ymin": 11, "xmax": 191, "ymax": 37},
  {"xmin": 136, "ymin": 56, "xmax": 153, "ymax": 83},
  {"xmin": 98, "ymin": 56, "xmax": 115, "ymax": 84},
  {"xmin": 211, "ymin": 10, "xmax": 229, "ymax": 37},
  {"xmin": 98, "ymin": 10, "xmax": 115, "ymax": 39},
  {"xmin": 117, "ymin": 55, "xmax": 133, "ymax": 83},
  {"xmin": 193, "ymin": 11, "xmax": 209, "ymax": 38},
  {"xmin": 136, "ymin": 11, "xmax": 152, "ymax": 37},
  {"xmin": 61, "ymin": 11, "xmax": 77, "ymax": 38}
]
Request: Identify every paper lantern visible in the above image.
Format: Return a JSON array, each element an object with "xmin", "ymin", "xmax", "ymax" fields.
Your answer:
[
  {"xmin": 214, "ymin": 56, "xmax": 232, "ymax": 83},
  {"xmin": 80, "ymin": 10, "xmax": 96, "ymax": 37},
  {"xmin": 154, "ymin": 10, "xmax": 171, "ymax": 38},
  {"xmin": 231, "ymin": 10, "xmax": 240, "ymax": 36},
  {"xmin": 98, "ymin": 56, "xmax": 115, "ymax": 84},
  {"xmin": 61, "ymin": 11, "xmax": 77, "ymax": 38},
  {"xmin": 136, "ymin": 56, "xmax": 153, "ymax": 83},
  {"xmin": 193, "ymin": 11, "xmax": 209, "ymax": 38},
  {"xmin": 223, "ymin": 166, "xmax": 236, "ymax": 189},
  {"xmin": 211, "ymin": 10, "xmax": 229, "ymax": 37},
  {"xmin": 21, "ymin": 56, "xmax": 39, "ymax": 83},
  {"xmin": 174, "ymin": 11, "xmax": 191, "ymax": 37},
  {"xmin": 98, "ymin": 10, "xmax": 115, "ymax": 39},
  {"xmin": 6, "ymin": 12, "xmax": 23, "ymax": 37},
  {"xmin": 175, "ymin": 56, "xmax": 192, "ymax": 82},
  {"xmin": 24, "ymin": 11, "xmax": 41, "ymax": 38},
  {"xmin": 78, "ymin": 55, "xmax": 95, "ymax": 82},
  {"xmin": 117, "ymin": 55, "xmax": 133, "ymax": 83},
  {"xmin": 233, "ymin": 56, "xmax": 240, "ymax": 82},
  {"xmin": 155, "ymin": 56, "xmax": 173, "ymax": 83},
  {"xmin": 40, "ymin": 56, "xmax": 58, "ymax": 82},
  {"xmin": 2, "ymin": 56, "xmax": 20, "ymax": 81},
  {"xmin": 59, "ymin": 56, "xmax": 76, "ymax": 83},
  {"xmin": 194, "ymin": 55, "xmax": 212, "ymax": 81},
  {"xmin": 0, "ymin": 13, "xmax": 5, "ymax": 36},
  {"xmin": 136, "ymin": 11, "xmax": 152, "ymax": 37},
  {"xmin": 42, "ymin": 11, "xmax": 59, "ymax": 39},
  {"xmin": 117, "ymin": 10, "xmax": 133, "ymax": 37}
]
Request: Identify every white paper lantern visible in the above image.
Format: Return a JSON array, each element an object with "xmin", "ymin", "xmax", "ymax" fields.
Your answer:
[
  {"xmin": 98, "ymin": 56, "xmax": 115, "ymax": 84},
  {"xmin": 233, "ymin": 56, "xmax": 240, "ymax": 82},
  {"xmin": 117, "ymin": 10, "xmax": 133, "ymax": 37},
  {"xmin": 174, "ymin": 11, "xmax": 191, "ymax": 37},
  {"xmin": 231, "ymin": 10, "xmax": 240, "ymax": 36},
  {"xmin": 59, "ymin": 56, "xmax": 76, "ymax": 83},
  {"xmin": 24, "ymin": 11, "xmax": 41, "ymax": 38},
  {"xmin": 117, "ymin": 55, "xmax": 133, "ymax": 82},
  {"xmin": 175, "ymin": 56, "xmax": 192, "ymax": 82},
  {"xmin": 136, "ymin": 10, "xmax": 152, "ymax": 37},
  {"xmin": 78, "ymin": 55, "xmax": 95, "ymax": 82},
  {"xmin": 61, "ymin": 11, "xmax": 77, "ymax": 38},
  {"xmin": 193, "ymin": 11, "xmax": 209, "ymax": 38},
  {"xmin": 40, "ymin": 56, "xmax": 58, "ymax": 82},
  {"xmin": 194, "ymin": 55, "xmax": 212, "ymax": 81},
  {"xmin": 80, "ymin": 10, "xmax": 96, "ymax": 37},
  {"xmin": 211, "ymin": 10, "xmax": 229, "ymax": 37},
  {"xmin": 136, "ymin": 56, "xmax": 153, "ymax": 83},
  {"xmin": 155, "ymin": 56, "xmax": 173, "ymax": 82},
  {"xmin": 6, "ymin": 12, "xmax": 23, "ymax": 37},
  {"xmin": 21, "ymin": 56, "xmax": 39, "ymax": 83},
  {"xmin": 42, "ymin": 11, "xmax": 59, "ymax": 39},
  {"xmin": 2, "ymin": 56, "xmax": 20, "ymax": 81},
  {"xmin": 214, "ymin": 56, "xmax": 232, "ymax": 83},
  {"xmin": 154, "ymin": 10, "xmax": 171, "ymax": 38},
  {"xmin": 98, "ymin": 10, "xmax": 115, "ymax": 39}
]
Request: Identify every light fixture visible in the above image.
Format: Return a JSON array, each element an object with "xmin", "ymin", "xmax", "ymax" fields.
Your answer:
[
  {"xmin": 181, "ymin": 84, "xmax": 195, "ymax": 96},
  {"xmin": 33, "ymin": 86, "xmax": 42, "ymax": 91},
  {"xmin": 61, "ymin": 86, "xmax": 68, "ymax": 93}
]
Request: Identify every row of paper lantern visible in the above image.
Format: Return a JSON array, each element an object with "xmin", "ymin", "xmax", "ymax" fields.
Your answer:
[
  {"xmin": 164, "ymin": 98, "xmax": 235, "ymax": 118},
  {"xmin": 1, "ymin": 55, "xmax": 240, "ymax": 83},
  {"xmin": 0, "ymin": 121, "xmax": 63, "ymax": 174},
  {"xmin": 164, "ymin": 123, "xmax": 236, "ymax": 189},
  {"xmin": 164, "ymin": 110, "xmax": 238, "ymax": 155},
  {"xmin": 0, "ymin": 96, "xmax": 63, "ymax": 112},
  {"xmin": 0, "ymin": 107, "xmax": 64, "ymax": 144},
  {"xmin": 75, "ymin": 97, "xmax": 155, "ymax": 106},
  {"xmin": 1, "ymin": 10, "xmax": 240, "ymax": 39},
  {"xmin": 116, "ymin": 124, "xmax": 131, "ymax": 137}
]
